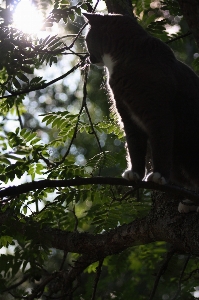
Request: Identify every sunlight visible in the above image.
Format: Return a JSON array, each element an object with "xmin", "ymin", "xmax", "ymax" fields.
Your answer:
[{"xmin": 13, "ymin": 0, "xmax": 44, "ymax": 34}]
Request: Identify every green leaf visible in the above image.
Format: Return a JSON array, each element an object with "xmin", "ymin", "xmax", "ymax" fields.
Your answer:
[
  {"xmin": 81, "ymin": 3, "xmax": 88, "ymax": 10},
  {"xmin": 69, "ymin": 12, "xmax": 75, "ymax": 21},
  {"xmin": 20, "ymin": 66, "xmax": 33, "ymax": 74},
  {"xmin": 0, "ymin": 156, "xmax": 11, "ymax": 165},
  {"xmin": 23, "ymin": 205, "xmax": 27, "ymax": 215},
  {"xmin": 75, "ymin": 7, "xmax": 81, "ymax": 15},
  {"xmin": 16, "ymin": 72, "xmax": 29, "ymax": 83},
  {"xmin": 12, "ymin": 77, "xmax": 21, "ymax": 89},
  {"xmin": 28, "ymin": 163, "xmax": 44, "ymax": 180},
  {"xmin": 0, "ymin": 235, "xmax": 13, "ymax": 247}
]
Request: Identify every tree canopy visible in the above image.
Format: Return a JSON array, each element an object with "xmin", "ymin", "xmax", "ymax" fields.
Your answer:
[{"xmin": 0, "ymin": 0, "xmax": 199, "ymax": 299}]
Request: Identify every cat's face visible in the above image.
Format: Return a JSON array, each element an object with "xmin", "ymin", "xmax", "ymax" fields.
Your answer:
[
  {"xmin": 84, "ymin": 14, "xmax": 132, "ymax": 67},
  {"xmin": 84, "ymin": 13, "xmax": 105, "ymax": 66}
]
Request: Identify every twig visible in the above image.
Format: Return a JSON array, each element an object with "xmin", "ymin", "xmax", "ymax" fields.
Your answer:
[
  {"xmin": 70, "ymin": 205, "xmax": 79, "ymax": 231},
  {"xmin": 36, "ymin": 199, "xmax": 60, "ymax": 215},
  {"xmin": 166, "ymin": 31, "xmax": 192, "ymax": 44},
  {"xmin": 0, "ymin": 60, "xmax": 86, "ymax": 100},
  {"xmin": 42, "ymin": 0, "xmax": 99, "ymax": 57},
  {"xmin": 92, "ymin": 0, "xmax": 101, "ymax": 12},
  {"xmin": 59, "ymin": 251, "xmax": 68, "ymax": 271},
  {"xmin": 68, "ymin": 22, "xmax": 88, "ymax": 50},
  {"xmin": 118, "ymin": 189, "xmax": 135, "ymax": 202},
  {"xmin": 171, "ymin": 255, "xmax": 190, "ymax": 300},
  {"xmin": 110, "ymin": 186, "xmax": 117, "ymax": 201},
  {"xmin": 83, "ymin": 65, "xmax": 103, "ymax": 152},
  {"xmin": 57, "ymin": 63, "xmax": 88, "ymax": 164},
  {"xmin": 63, "ymin": 0, "xmax": 99, "ymax": 51},
  {"xmin": 149, "ymin": 249, "xmax": 176, "ymax": 300},
  {"xmin": 182, "ymin": 268, "xmax": 199, "ymax": 282},
  {"xmin": 83, "ymin": 64, "xmax": 106, "ymax": 175},
  {"xmin": 66, "ymin": 254, "xmax": 100, "ymax": 293},
  {"xmin": 91, "ymin": 259, "xmax": 104, "ymax": 300},
  {"xmin": 15, "ymin": 101, "xmax": 23, "ymax": 129}
]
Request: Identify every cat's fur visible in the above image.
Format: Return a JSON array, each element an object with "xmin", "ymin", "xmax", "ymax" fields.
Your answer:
[{"xmin": 84, "ymin": 13, "xmax": 199, "ymax": 210}]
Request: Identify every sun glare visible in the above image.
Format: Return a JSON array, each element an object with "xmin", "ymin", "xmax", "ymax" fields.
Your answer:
[{"xmin": 13, "ymin": 0, "xmax": 44, "ymax": 34}]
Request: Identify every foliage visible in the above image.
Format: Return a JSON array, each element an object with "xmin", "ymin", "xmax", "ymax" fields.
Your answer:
[{"xmin": 0, "ymin": 0, "xmax": 198, "ymax": 299}]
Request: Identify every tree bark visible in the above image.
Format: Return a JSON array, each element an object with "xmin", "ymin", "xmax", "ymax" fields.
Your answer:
[
  {"xmin": 1, "ymin": 192, "xmax": 199, "ymax": 258},
  {"xmin": 177, "ymin": 0, "xmax": 199, "ymax": 49},
  {"xmin": 104, "ymin": 0, "xmax": 133, "ymax": 16},
  {"xmin": 46, "ymin": 192, "xmax": 199, "ymax": 257}
]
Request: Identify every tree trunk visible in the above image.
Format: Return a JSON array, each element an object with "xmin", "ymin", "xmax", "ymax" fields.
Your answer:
[{"xmin": 177, "ymin": 0, "xmax": 199, "ymax": 49}]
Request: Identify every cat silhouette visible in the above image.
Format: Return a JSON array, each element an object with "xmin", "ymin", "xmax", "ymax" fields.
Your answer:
[{"xmin": 84, "ymin": 13, "xmax": 199, "ymax": 212}]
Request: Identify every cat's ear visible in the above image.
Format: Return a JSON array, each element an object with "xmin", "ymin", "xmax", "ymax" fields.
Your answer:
[{"xmin": 83, "ymin": 13, "xmax": 104, "ymax": 25}]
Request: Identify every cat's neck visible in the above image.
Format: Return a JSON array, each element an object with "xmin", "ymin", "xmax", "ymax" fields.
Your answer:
[{"xmin": 102, "ymin": 54, "xmax": 115, "ymax": 77}]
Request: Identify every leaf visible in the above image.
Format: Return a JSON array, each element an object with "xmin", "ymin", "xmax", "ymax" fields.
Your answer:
[
  {"xmin": 0, "ymin": 235, "xmax": 13, "ymax": 247},
  {"xmin": 20, "ymin": 66, "xmax": 33, "ymax": 74},
  {"xmin": 75, "ymin": 7, "xmax": 81, "ymax": 15},
  {"xmin": 69, "ymin": 12, "xmax": 75, "ymax": 21},
  {"xmin": 28, "ymin": 163, "xmax": 44, "ymax": 180},
  {"xmin": 17, "ymin": 72, "xmax": 29, "ymax": 83},
  {"xmin": 0, "ymin": 156, "xmax": 11, "ymax": 165},
  {"xmin": 41, "ymin": 35, "xmax": 51, "ymax": 46},
  {"xmin": 30, "ymin": 76, "xmax": 45, "ymax": 85},
  {"xmin": 44, "ymin": 35, "xmax": 58, "ymax": 47},
  {"xmin": 12, "ymin": 77, "xmax": 21, "ymax": 89},
  {"xmin": 23, "ymin": 205, "xmax": 27, "ymax": 215},
  {"xmin": 81, "ymin": 3, "xmax": 88, "ymax": 10}
]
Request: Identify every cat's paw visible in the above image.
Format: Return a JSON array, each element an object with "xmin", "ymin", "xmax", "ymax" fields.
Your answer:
[
  {"xmin": 122, "ymin": 170, "xmax": 140, "ymax": 181},
  {"xmin": 178, "ymin": 199, "xmax": 199, "ymax": 213},
  {"xmin": 147, "ymin": 172, "xmax": 167, "ymax": 185}
]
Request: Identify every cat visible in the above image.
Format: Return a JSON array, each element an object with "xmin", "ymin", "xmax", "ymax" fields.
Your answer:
[{"xmin": 83, "ymin": 13, "xmax": 199, "ymax": 213}]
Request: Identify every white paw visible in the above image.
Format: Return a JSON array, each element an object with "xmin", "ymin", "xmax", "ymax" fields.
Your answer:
[
  {"xmin": 122, "ymin": 170, "xmax": 140, "ymax": 181},
  {"xmin": 178, "ymin": 199, "xmax": 199, "ymax": 213},
  {"xmin": 147, "ymin": 172, "xmax": 167, "ymax": 185}
]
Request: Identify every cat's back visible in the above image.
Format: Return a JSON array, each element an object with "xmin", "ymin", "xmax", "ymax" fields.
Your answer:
[
  {"xmin": 103, "ymin": 15, "xmax": 175, "ymax": 63},
  {"xmin": 174, "ymin": 60, "xmax": 199, "ymax": 99},
  {"xmin": 88, "ymin": 14, "xmax": 199, "ymax": 113}
]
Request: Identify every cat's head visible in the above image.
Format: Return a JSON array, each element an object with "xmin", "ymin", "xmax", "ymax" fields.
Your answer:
[
  {"xmin": 84, "ymin": 13, "xmax": 107, "ymax": 66},
  {"xmin": 83, "ymin": 13, "xmax": 124, "ymax": 66},
  {"xmin": 83, "ymin": 13, "xmax": 140, "ymax": 66}
]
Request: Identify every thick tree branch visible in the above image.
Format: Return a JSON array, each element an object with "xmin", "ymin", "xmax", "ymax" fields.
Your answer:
[
  {"xmin": 46, "ymin": 194, "xmax": 199, "ymax": 256},
  {"xmin": 1, "ymin": 192, "xmax": 199, "ymax": 260},
  {"xmin": 1, "ymin": 192, "xmax": 199, "ymax": 295}
]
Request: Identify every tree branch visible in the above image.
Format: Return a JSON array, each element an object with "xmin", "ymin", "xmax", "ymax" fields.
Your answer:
[
  {"xmin": 91, "ymin": 259, "xmax": 104, "ymax": 300},
  {"xmin": 171, "ymin": 255, "xmax": 190, "ymax": 300},
  {"xmin": 2, "ymin": 192, "xmax": 199, "ymax": 259},
  {"xmin": 149, "ymin": 248, "xmax": 176, "ymax": 300},
  {"xmin": 0, "ymin": 60, "xmax": 85, "ymax": 100},
  {"xmin": 45, "ymin": 199, "xmax": 199, "ymax": 257},
  {"xmin": 1, "ymin": 177, "xmax": 199, "ymax": 204},
  {"xmin": 166, "ymin": 31, "xmax": 192, "ymax": 44},
  {"xmin": 1, "ymin": 191, "xmax": 199, "ymax": 293}
]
